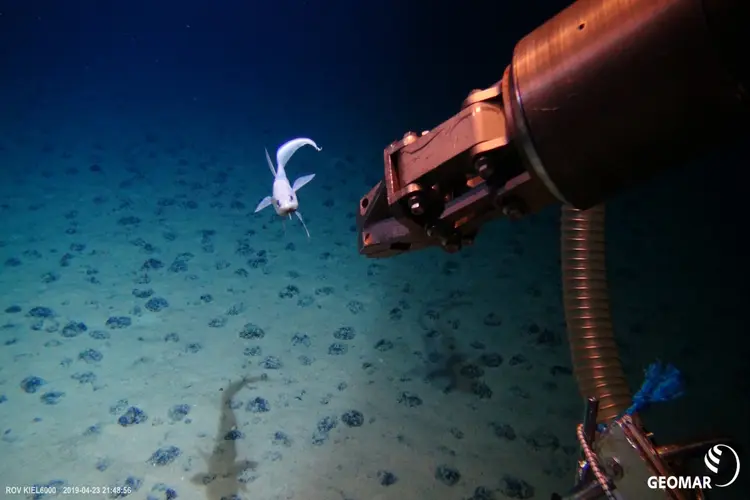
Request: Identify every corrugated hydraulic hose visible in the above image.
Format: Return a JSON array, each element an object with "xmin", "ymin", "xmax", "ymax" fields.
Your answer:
[{"xmin": 561, "ymin": 204, "xmax": 631, "ymax": 424}]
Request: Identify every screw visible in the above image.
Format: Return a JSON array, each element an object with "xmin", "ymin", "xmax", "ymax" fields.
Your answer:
[
  {"xmin": 474, "ymin": 156, "xmax": 493, "ymax": 180},
  {"xmin": 604, "ymin": 457, "xmax": 624, "ymax": 480},
  {"xmin": 502, "ymin": 204, "xmax": 521, "ymax": 219},
  {"xmin": 503, "ymin": 205, "xmax": 521, "ymax": 219},
  {"xmin": 402, "ymin": 131, "xmax": 418, "ymax": 145},
  {"xmin": 408, "ymin": 195, "xmax": 424, "ymax": 216},
  {"xmin": 495, "ymin": 196, "xmax": 527, "ymax": 220}
]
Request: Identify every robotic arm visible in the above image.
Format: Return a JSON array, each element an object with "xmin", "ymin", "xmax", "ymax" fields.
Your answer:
[
  {"xmin": 356, "ymin": 0, "xmax": 748, "ymax": 498},
  {"xmin": 357, "ymin": 0, "xmax": 748, "ymax": 257}
]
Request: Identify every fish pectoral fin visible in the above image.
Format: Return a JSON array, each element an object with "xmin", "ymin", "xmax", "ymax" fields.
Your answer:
[
  {"xmin": 292, "ymin": 173, "xmax": 315, "ymax": 192},
  {"xmin": 295, "ymin": 211, "xmax": 311, "ymax": 239},
  {"xmin": 254, "ymin": 196, "xmax": 273, "ymax": 213}
]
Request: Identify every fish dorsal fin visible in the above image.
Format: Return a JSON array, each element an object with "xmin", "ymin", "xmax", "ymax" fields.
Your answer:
[{"xmin": 264, "ymin": 148, "xmax": 276, "ymax": 176}]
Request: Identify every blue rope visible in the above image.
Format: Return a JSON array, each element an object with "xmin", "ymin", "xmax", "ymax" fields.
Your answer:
[{"xmin": 598, "ymin": 361, "xmax": 685, "ymax": 432}]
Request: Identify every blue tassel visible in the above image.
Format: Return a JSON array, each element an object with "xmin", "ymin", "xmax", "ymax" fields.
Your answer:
[
  {"xmin": 598, "ymin": 361, "xmax": 684, "ymax": 432},
  {"xmin": 628, "ymin": 361, "xmax": 685, "ymax": 415}
]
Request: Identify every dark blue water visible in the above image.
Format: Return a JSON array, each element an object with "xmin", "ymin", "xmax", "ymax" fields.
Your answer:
[{"xmin": 1, "ymin": 1, "xmax": 747, "ymax": 499}]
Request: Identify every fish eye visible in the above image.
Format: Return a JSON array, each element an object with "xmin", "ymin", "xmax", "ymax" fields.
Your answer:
[
  {"xmin": 289, "ymin": 195, "xmax": 294, "ymax": 201},
  {"xmin": 276, "ymin": 200, "xmax": 281, "ymax": 207}
]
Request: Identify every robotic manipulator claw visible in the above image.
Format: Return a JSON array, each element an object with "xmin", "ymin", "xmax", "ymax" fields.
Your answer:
[
  {"xmin": 356, "ymin": 0, "xmax": 749, "ymax": 259},
  {"xmin": 357, "ymin": 77, "xmax": 556, "ymax": 258}
]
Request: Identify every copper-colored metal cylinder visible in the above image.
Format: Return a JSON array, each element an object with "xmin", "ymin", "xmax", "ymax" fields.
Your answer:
[
  {"xmin": 508, "ymin": 0, "xmax": 749, "ymax": 210},
  {"xmin": 561, "ymin": 204, "xmax": 630, "ymax": 424}
]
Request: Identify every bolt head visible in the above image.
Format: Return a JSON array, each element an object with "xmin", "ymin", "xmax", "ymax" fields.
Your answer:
[
  {"xmin": 409, "ymin": 200, "xmax": 424, "ymax": 215},
  {"xmin": 474, "ymin": 156, "xmax": 493, "ymax": 180},
  {"xmin": 502, "ymin": 205, "xmax": 520, "ymax": 218},
  {"xmin": 402, "ymin": 131, "xmax": 418, "ymax": 145}
]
